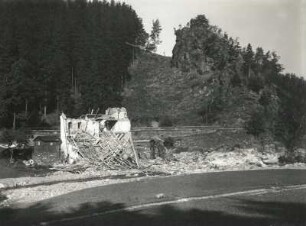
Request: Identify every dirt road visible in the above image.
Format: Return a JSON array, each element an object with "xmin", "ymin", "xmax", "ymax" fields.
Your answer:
[{"xmin": 1, "ymin": 169, "xmax": 306, "ymax": 225}]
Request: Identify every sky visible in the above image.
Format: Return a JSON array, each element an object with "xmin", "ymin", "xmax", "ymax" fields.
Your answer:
[{"xmin": 120, "ymin": 0, "xmax": 306, "ymax": 77}]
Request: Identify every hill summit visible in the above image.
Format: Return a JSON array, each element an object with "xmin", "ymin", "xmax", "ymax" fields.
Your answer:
[
  {"xmin": 123, "ymin": 15, "xmax": 306, "ymax": 151},
  {"xmin": 123, "ymin": 15, "xmax": 276, "ymax": 127}
]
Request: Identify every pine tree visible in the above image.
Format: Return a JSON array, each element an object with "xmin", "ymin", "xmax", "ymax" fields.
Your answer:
[
  {"xmin": 243, "ymin": 43, "xmax": 254, "ymax": 78},
  {"xmin": 254, "ymin": 47, "xmax": 264, "ymax": 74}
]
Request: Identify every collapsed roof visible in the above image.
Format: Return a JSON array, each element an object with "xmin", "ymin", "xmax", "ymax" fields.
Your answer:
[{"xmin": 60, "ymin": 107, "xmax": 139, "ymax": 169}]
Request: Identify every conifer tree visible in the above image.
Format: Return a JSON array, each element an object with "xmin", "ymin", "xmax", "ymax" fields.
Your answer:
[
  {"xmin": 243, "ymin": 43, "xmax": 254, "ymax": 78},
  {"xmin": 146, "ymin": 19, "xmax": 162, "ymax": 52}
]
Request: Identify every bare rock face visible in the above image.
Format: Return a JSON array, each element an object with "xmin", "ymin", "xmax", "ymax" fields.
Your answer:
[{"xmin": 171, "ymin": 16, "xmax": 214, "ymax": 74}]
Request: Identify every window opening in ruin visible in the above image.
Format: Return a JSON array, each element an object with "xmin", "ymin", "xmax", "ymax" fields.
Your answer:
[
  {"xmin": 68, "ymin": 122, "xmax": 72, "ymax": 135},
  {"xmin": 105, "ymin": 120, "xmax": 117, "ymax": 130}
]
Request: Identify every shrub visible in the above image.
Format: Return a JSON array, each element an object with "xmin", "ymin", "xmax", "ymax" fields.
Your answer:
[
  {"xmin": 163, "ymin": 137, "xmax": 175, "ymax": 149},
  {"xmin": 278, "ymin": 154, "xmax": 295, "ymax": 164},
  {"xmin": 278, "ymin": 150, "xmax": 306, "ymax": 164},
  {"xmin": 159, "ymin": 116, "xmax": 173, "ymax": 127},
  {"xmin": 245, "ymin": 111, "xmax": 265, "ymax": 137},
  {"xmin": 0, "ymin": 129, "xmax": 28, "ymax": 143}
]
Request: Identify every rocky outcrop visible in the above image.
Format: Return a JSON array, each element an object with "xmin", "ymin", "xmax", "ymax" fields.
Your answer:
[
  {"xmin": 123, "ymin": 15, "xmax": 279, "ymax": 128},
  {"xmin": 171, "ymin": 17, "xmax": 214, "ymax": 74}
]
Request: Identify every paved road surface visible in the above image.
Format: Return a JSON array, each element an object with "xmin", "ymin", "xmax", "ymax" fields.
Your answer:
[{"xmin": 1, "ymin": 169, "xmax": 306, "ymax": 226}]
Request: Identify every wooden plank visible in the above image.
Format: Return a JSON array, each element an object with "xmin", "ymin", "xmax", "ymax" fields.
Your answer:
[
  {"xmin": 128, "ymin": 132, "xmax": 139, "ymax": 168},
  {"xmin": 68, "ymin": 130, "xmax": 138, "ymax": 169}
]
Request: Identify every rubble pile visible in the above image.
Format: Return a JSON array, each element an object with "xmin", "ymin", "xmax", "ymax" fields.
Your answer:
[
  {"xmin": 70, "ymin": 131, "xmax": 138, "ymax": 169},
  {"xmin": 205, "ymin": 148, "xmax": 264, "ymax": 170},
  {"xmin": 60, "ymin": 108, "xmax": 139, "ymax": 170},
  {"xmin": 144, "ymin": 147, "xmax": 286, "ymax": 175}
]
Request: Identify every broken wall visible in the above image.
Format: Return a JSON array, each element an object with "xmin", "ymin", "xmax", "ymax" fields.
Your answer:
[{"xmin": 60, "ymin": 110, "xmax": 138, "ymax": 168}]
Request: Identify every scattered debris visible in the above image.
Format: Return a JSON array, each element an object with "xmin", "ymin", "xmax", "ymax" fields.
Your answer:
[
  {"xmin": 155, "ymin": 193, "xmax": 165, "ymax": 199},
  {"xmin": 142, "ymin": 147, "xmax": 287, "ymax": 175},
  {"xmin": 22, "ymin": 159, "xmax": 35, "ymax": 167},
  {"xmin": 1, "ymin": 144, "xmax": 306, "ymax": 205}
]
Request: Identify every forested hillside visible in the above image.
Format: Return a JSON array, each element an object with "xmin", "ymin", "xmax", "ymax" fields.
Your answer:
[
  {"xmin": 0, "ymin": 0, "xmax": 146, "ymax": 127},
  {"xmin": 124, "ymin": 15, "xmax": 306, "ymax": 151},
  {"xmin": 0, "ymin": 2, "xmax": 305, "ymax": 152}
]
